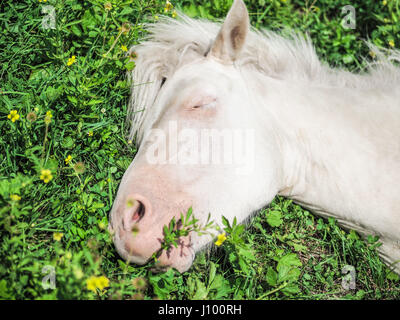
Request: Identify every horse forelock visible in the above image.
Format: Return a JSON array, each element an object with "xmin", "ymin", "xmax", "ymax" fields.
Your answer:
[{"xmin": 126, "ymin": 12, "xmax": 400, "ymax": 144}]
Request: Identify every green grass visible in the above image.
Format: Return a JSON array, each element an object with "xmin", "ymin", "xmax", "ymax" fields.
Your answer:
[{"xmin": 0, "ymin": 0, "xmax": 399, "ymax": 300}]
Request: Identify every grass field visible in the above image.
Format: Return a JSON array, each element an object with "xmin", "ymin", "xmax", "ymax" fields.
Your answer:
[{"xmin": 1, "ymin": 0, "xmax": 399, "ymax": 300}]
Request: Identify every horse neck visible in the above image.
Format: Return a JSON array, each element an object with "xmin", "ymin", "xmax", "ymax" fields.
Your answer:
[{"xmin": 246, "ymin": 68, "xmax": 400, "ymax": 226}]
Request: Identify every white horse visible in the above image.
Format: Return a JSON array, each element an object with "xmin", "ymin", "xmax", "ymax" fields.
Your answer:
[{"xmin": 109, "ymin": 0, "xmax": 400, "ymax": 274}]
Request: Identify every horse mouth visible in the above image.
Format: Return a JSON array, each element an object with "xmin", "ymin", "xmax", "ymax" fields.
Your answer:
[{"xmin": 112, "ymin": 222, "xmax": 195, "ymax": 273}]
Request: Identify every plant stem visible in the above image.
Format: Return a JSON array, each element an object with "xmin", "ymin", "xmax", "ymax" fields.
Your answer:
[
  {"xmin": 41, "ymin": 123, "xmax": 49, "ymax": 160},
  {"xmin": 257, "ymin": 282, "xmax": 288, "ymax": 300}
]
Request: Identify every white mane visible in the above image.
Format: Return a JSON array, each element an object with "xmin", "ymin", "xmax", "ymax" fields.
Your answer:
[{"xmin": 126, "ymin": 13, "xmax": 400, "ymax": 143}]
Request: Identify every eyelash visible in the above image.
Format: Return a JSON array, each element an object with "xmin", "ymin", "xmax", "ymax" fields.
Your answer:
[{"xmin": 192, "ymin": 100, "xmax": 217, "ymax": 110}]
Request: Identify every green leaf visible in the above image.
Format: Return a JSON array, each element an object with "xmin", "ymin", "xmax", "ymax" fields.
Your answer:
[
  {"xmin": 148, "ymin": 268, "xmax": 176, "ymax": 299},
  {"xmin": 221, "ymin": 216, "xmax": 230, "ymax": 230},
  {"xmin": 277, "ymin": 264, "xmax": 301, "ymax": 283},
  {"xmin": 208, "ymin": 262, "xmax": 216, "ymax": 285},
  {"xmin": 0, "ymin": 280, "xmax": 13, "ymax": 299},
  {"xmin": 120, "ymin": 7, "xmax": 134, "ymax": 15},
  {"xmin": 387, "ymin": 270, "xmax": 400, "ymax": 281},
  {"xmin": 77, "ymin": 227, "xmax": 86, "ymax": 239},
  {"xmin": 238, "ymin": 257, "xmax": 249, "ymax": 273},
  {"xmin": 125, "ymin": 61, "xmax": 135, "ymax": 71},
  {"xmin": 192, "ymin": 278, "xmax": 208, "ymax": 300},
  {"xmin": 266, "ymin": 210, "xmax": 283, "ymax": 227},
  {"xmin": 81, "ymin": 10, "xmax": 97, "ymax": 32},
  {"xmin": 67, "ymin": 95, "xmax": 78, "ymax": 105},
  {"xmin": 342, "ymin": 54, "xmax": 354, "ymax": 64},
  {"xmin": 277, "ymin": 253, "xmax": 302, "ymax": 270},
  {"xmin": 209, "ymin": 275, "xmax": 231, "ymax": 299},
  {"xmin": 356, "ymin": 290, "xmax": 366, "ymax": 299},
  {"xmin": 347, "ymin": 230, "xmax": 360, "ymax": 241},
  {"xmin": 266, "ymin": 267, "xmax": 278, "ymax": 286},
  {"xmin": 238, "ymin": 246, "xmax": 256, "ymax": 261},
  {"xmin": 87, "ymin": 99, "xmax": 104, "ymax": 106},
  {"xmin": 88, "ymin": 30, "xmax": 98, "ymax": 38},
  {"xmin": 288, "ymin": 241, "xmax": 307, "ymax": 253},
  {"xmin": 183, "ymin": 4, "xmax": 199, "ymax": 18},
  {"xmin": 70, "ymin": 25, "xmax": 82, "ymax": 37},
  {"xmin": 276, "ymin": 253, "xmax": 302, "ymax": 283},
  {"xmin": 282, "ymin": 283, "xmax": 300, "ymax": 295}
]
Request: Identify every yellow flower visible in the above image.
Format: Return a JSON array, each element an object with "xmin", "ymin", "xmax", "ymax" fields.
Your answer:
[
  {"xmin": 96, "ymin": 276, "xmax": 110, "ymax": 290},
  {"xmin": 53, "ymin": 232, "xmax": 63, "ymax": 241},
  {"xmin": 86, "ymin": 276, "xmax": 110, "ymax": 293},
  {"xmin": 65, "ymin": 155, "xmax": 72, "ymax": 165},
  {"xmin": 7, "ymin": 110, "xmax": 20, "ymax": 122},
  {"xmin": 44, "ymin": 110, "xmax": 52, "ymax": 125},
  {"xmin": 215, "ymin": 233, "xmax": 227, "ymax": 246},
  {"xmin": 382, "ymin": 0, "xmax": 387, "ymax": 5},
  {"xmin": 164, "ymin": 0, "xmax": 173, "ymax": 12},
  {"xmin": 88, "ymin": 130, "xmax": 93, "ymax": 137},
  {"xmin": 10, "ymin": 194, "xmax": 21, "ymax": 201},
  {"xmin": 121, "ymin": 45, "xmax": 128, "ymax": 52},
  {"xmin": 40, "ymin": 169, "xmax": 53, "ymax": 183},
  {"xmin": 389, "ymin": 40, "xmax": 395, "ymax": 48},
  {"xmin": 172, "ymin": 10, "xmax": 177, "ymax": 18},
  {"xmin": 86, "ymin": 276, "xmax": 98, "ymax": 293},
  {"xmin": 39, "ymin": 0, "xmax": 47, "ymax": 2},
  {"xmin": 67, "ymin": 55, "xmax": 76, "ymax": 66}
]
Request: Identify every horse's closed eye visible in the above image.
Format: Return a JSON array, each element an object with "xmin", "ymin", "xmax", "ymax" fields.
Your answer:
[{"xmin": 190, "ymin": 99, "xmax": 217, "ymax": 110}]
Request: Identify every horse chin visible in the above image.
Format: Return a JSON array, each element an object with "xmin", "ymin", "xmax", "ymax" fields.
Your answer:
[
  {"xmin": 154, "ymin": 236, "xmax": 196, "ymax": 273},
  {"xmin": 113, "ymin": 231, "xmax": 195, "ymax": 273}
]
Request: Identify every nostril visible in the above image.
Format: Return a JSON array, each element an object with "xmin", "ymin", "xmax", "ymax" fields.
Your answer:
[
  {"xmin": 123, "ymin": 195, "xmax": 150, "ymax": 232},
  {"xmin": 131, "ymin": 200, "xmax": 145, "ymax": 223}
]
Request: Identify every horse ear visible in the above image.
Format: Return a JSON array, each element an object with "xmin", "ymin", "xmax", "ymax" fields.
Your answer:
[{"xmin": 208, "ymin": 0, "xmax": 250, "ymax": 63}]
